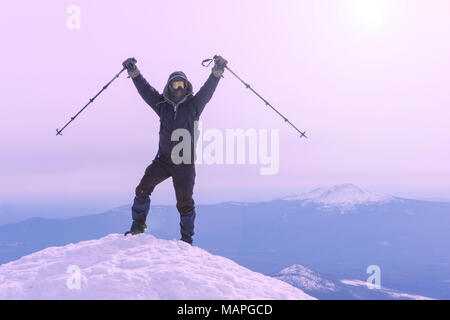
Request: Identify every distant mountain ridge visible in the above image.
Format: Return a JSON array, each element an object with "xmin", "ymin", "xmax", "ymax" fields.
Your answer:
[
  {"xmin": 272, "ymin": 264, "xmax": 434, "ymax": 300},
  {"xmin": 280, "ymin": 184, "xmax": 396, "ymax": 212}
]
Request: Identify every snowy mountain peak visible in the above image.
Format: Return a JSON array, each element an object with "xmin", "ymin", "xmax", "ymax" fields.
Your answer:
[
  {"xmin": 273, "ymin": 264, "xmax": 434, "ymax": 300},
  {"xmin": 0, "ymin": 234, "xmax": 314, "ymax": 300},
  {"xmin": 281, "ymin": 184, "xmax": 394, "ymax": 210},
  {"xmin": 273, "ymin": 264, "xmax": 336, "ymax": 292}
]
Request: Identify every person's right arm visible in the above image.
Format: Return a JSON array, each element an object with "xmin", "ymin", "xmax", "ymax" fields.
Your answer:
[{"xmin": 123, "ymin": 58, "xmax": 163, "ymax": 116}]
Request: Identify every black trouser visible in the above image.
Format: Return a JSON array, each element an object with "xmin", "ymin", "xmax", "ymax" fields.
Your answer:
[{"xmin": 132, "ymin": 156, "xmax": 196, "ymax": 243}]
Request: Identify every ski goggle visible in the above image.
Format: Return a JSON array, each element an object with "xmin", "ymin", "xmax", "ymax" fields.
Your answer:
[{"xmin": 171, "ymin": 80, "xmax": 186, "ymax": 89}]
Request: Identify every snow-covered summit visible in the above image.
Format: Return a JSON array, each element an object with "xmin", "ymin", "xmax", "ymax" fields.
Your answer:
[
  {"xmin": 281, "ymin": 184, "xmax": 394, "ymax": 210},
  {"xmin": 273, "ymin": 264, "xmax": 336, "ymax": 292},
  {"xmin": 0, "ymin": 234, "xmax": 314, "ymax": 300}
]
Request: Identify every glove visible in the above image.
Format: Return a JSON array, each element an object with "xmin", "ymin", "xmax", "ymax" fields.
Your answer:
[
  {"xmin": 122, "ymin": 57, "xmax": 140, "ymax": 78},
  {"xmin": 212, "ymin": 55, "xmax": 227, "ymax": 78}
]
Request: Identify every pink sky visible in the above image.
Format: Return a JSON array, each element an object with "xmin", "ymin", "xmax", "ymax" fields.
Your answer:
[{"xmin": 1, "ymin": 0, "xmax": 449, "ymax": 208}]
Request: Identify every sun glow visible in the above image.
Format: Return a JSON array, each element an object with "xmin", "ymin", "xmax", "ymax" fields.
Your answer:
[{"xmin": 348, "ymin": 0, "xmax": 393, "ymax": 29}]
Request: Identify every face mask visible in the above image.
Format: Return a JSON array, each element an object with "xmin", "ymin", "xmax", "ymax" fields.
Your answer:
[{"xmin": 169, "ymin": 85, "xmax": 187, "ymax": 102}]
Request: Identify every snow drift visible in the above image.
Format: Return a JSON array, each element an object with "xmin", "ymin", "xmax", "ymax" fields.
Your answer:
[{"xmin": 0, "ymin": 234, "xmax": 314, "ymax": 300}]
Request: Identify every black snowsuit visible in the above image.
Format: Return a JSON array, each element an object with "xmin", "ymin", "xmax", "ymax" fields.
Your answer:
[{"xmin": 130, "ymin": 71, "xmax": 220, "ymax": 244}]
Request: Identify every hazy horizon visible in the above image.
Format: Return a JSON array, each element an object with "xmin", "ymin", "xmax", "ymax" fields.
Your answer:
[{"xmin": 1, "ymin": 182, "xmax": 449, "ymax": 226}]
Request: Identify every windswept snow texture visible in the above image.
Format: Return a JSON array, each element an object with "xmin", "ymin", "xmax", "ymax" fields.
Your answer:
[
  {"xmin": 0, "ymin": 234, "xmax": 314, "ymax": 300},
  {"xmin": 281, "ymin": 184, "xmax": 394, "ymax": 211}
]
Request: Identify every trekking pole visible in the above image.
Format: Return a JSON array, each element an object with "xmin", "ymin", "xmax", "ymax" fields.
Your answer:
[
  {"xmin": 56, "ymin": 66, "xmax": 129, "ymax": 136},
  {"xmin": 202, "ymin": 55, "xmax": 307, "ymax": 138}
]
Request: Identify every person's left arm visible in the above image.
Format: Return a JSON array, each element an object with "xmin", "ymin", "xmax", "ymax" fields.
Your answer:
[{"xmin": 193, "ymin": 56, "xmax": 227, "ymax": 117}]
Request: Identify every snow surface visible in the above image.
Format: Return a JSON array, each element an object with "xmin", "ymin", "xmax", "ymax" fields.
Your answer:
[
  {"xmin": 0, "ymin": 234, "xmax": 315, "ymax": 300},
  {"xmin": 281, "ymin": 184, "xmax": 394, "ymax": 210},
  {"xmin": 273, "ymin": 264, "xmax": 336, "ymax": 292}
]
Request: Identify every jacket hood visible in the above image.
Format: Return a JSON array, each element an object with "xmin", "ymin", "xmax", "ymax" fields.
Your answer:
[{"xmin": 163, "ymin": 71, "xmax": 193, "ymax": 105}]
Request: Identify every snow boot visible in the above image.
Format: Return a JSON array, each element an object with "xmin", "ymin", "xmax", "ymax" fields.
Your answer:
[{"xmin": 124, "ymin": 221, "xmax": 147, "ymax": 236}]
